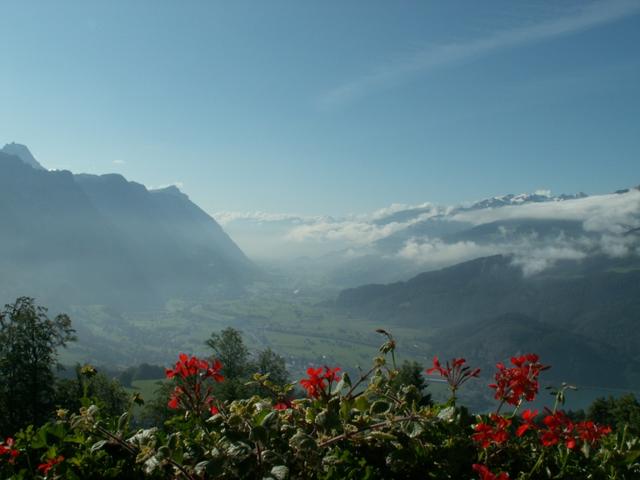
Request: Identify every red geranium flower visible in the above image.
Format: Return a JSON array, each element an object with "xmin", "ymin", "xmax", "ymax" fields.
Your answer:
[
  {"xmin": 516, "ymin": 409, "xmax": 539, "ymax": 437},
  {"xmin": 540, "ymin": 410, "xmax": 575, "ymax": 449},
  {"xmin": 300, "ymin": 366, "xmax": 341, "ymax": 399},
  {"xmin": 472, "ymin": 463, "xmax": 510, "ymax": 480},
  {"xmin": 472, "ymin": 414, "xmax": 511, "ymax": 448},
  {"xmin": 489, "ymin": 354, "xmax": 548, "ymax": 406},
  {"xmin": 165, "ymin": 353, "xmax": 224, "ymax": 416},
  {"xmin": 37, "ymin": 455, "xmax": 64, "ymax": 476},
  {"xmin": 576, "ymin": 420, "xmax": 612, "ymax": 444},
  {"xmin": 274, "ymin": 398, "xmax": 293, "ymax": 410},
  {"xmin": 0, "ymin": 438, "xmax": 19, "ymax": 463},
  {"xmin": 427, "ymin": 357, "xmax": 480, "ymax": 389},
  {"xmin": 165, "ymin": 354, "xmax": 224, "ymax": 382}
]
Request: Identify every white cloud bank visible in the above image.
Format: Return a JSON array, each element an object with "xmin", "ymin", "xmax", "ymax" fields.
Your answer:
[
  {"xmin": 217, "ymin": 189, "xmax": 640, "ymax": 273},
  {"xmin": 452, "ymin": 190, "xmax": 640, "ymax": 234}
]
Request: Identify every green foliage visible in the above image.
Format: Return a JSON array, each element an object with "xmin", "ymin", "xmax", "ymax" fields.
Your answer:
[
  {"xmin": 207, "ymin": 327, "xmax": 250, "ymax": 379},
  {"xmin": 2, "ymin": 334, "xmax": 639, "ymax": 479},
  {"xmin": 205, "ymin": 328, "xmax": 289, "ymax": 401},
  {"xmin": 0, "ymin": 297, "xmax": 75, "ymax": 434},
  {"xmin": 1, "ymin": 315, "xmax": 639, "ymax": 479},
  {"xmin": 118, "ymin": 364, "xmax": 166, "ymax": 388},
  {"xmin": 587, "ymin": 394, "xmax": 640, "ymax": 437},
  {"xmin": 56, "ymin": 365, "xmax": 129, "ymax": 419},
  {"xmin": 389, "ymin": 360, "xmax": 432, "ymax": 407}
]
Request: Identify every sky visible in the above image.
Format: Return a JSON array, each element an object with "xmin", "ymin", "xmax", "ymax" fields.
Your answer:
[{"xmin": 1, "ymin": 0, "xmax": 639, "ymax": 217}]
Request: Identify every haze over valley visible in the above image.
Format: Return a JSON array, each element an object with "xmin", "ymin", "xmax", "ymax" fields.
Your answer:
[{"xmin": 2, "ymin": 142, "xmax": 638, "ymax": 410}]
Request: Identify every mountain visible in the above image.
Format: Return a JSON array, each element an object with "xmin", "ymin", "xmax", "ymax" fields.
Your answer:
[
  {"xmin": 335, "ymin": 254, "xmax": 640, "ymax": 387},
  {"xmin": 1, "ymin": 143, "xmax": 45, "ymax": 170},
  {"xmin": 434, "ymin": 313, "xmax": 636, "ymax": 388},
  {"xmin": 0, "ymin": 147, "xmax": 255, "ymax": 309},
  {"xmin": 462, "ymin": 191, "xmax": 588, "ymax": 211}
]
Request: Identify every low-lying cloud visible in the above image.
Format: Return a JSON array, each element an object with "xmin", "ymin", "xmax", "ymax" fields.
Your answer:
[{"xmin": 216, "ymin": 189, "xmax": 640, "ymax": 274}]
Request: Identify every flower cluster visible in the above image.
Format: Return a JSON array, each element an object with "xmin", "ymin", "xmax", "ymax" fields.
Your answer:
[
  {"xmin": 300, "ymin": 366, "xmax": 341, "ymax": 399},
  {"xmin": 426, "ymin": 356, "xmax": 480, "ymax": 398},
  {"xmin": 576, "ymin": 420, "xmax": 612, "ymax": 444},
  {"xmin": 165, "ymin": 353, "xmax": 224, "ymax": 417},
  {"xmin": 472, "ymin": 414, "xmax": 511, "ymax": 448},
  {"xmin": 0, "ymin": 438, "xmax": 19, "ymax": 464},
  {"xmin": 37, "ymin": 455, "xmax": 64, "ymax": 476},
  {"xmin": 472, "ymin": 463, "xmax": 510, "ymax": 480},
  {"xmin": 165, "ymin": 353, "xmax": 224, "ymax": 382},
  {"xmin": 489, "ymin": 354, "xmax": 548, "ymax": 406},
  {"xmin": 540, "ymin": 410, "xmax": 577, "ymax": 448},
  {"xmin": 519, "ymin": 408, "xmax": 610, "ymax": 448}
]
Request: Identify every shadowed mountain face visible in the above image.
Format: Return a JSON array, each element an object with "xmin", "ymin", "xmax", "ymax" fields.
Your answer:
[
  {"xmin": 335, "ymin": 254, "xmax": 640, "ymax": 387},
  {"xmin": 0, "ymin": 149, "xmax": 255, "ymax": 310}
]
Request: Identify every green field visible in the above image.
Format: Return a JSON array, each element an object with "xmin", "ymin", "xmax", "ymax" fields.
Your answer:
[{"xmin": 61, "ymin": 287, "xmax": 439, "ymax": 380}]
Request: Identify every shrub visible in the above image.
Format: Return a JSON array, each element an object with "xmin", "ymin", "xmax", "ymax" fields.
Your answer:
[{"xmin": 1, "ymin": 331, "xmax": 639, "ymax": 479}]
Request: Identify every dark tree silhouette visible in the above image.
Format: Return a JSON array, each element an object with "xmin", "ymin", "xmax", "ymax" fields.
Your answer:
[{"xmin": 0, "ymin": 297, "xmax": 75, "ymax": 434}]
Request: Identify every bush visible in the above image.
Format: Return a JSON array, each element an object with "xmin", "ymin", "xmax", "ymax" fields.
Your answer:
[{"xmin": 0, "ymin": 331, "xmax": 639, "ymax": 479}]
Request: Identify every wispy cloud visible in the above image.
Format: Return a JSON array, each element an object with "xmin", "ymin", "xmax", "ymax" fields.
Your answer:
[
  {"xmin": 112, "ymin": 159, "xmax": 126, "ymax": 165},
  {"xmin": 214, "ymin": 211, "xmax": 314, "ymax": 226},
  {"xmin": 319, "ymin": 0, "xmax": 640, "ymax": 108}
]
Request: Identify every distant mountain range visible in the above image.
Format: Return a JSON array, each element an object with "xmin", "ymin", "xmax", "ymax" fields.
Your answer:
[
  {"xmin": 0, "ymin": 143, "xmax": 255, "ymax": 309},
  {"xmin": 243, "ymin": 184, "xmax": 639, "ymax": 289}
]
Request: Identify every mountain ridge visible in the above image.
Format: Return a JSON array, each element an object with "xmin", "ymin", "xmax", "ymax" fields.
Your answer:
[{"xmin": 0, "ymin": 147, "xmax": 255, "ymax": 309}]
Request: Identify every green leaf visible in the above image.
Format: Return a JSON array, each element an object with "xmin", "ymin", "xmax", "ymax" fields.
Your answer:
[
  {"xmin": 261, "ymin": 411, "xmax": 279, "ymax": 429},
  {"xmin": 156, "ymin": 445, "xmax": 170, "ymax": 460},
  {"xmin": 315, "ymin": 410, "xmax": 330, "ymax": 428},
  {"xmin": 117, "ymin": 412, "xmax": 129, "ymax": 432},
  {"xmin": 289, "ymin": 430, "xmax": 317, "ymax": 451},
  {"xmin": 370, "ymin": 400, "xmax": 390, "ymax": 415},
  {"xmin": 404, "ymin": 421, "xmax": 423, "ymax": 438},
  {"xmin": 354, "ymin": 396, "xmax": 370, "ymax": 412},
  {"xmin": 625, "ymin": 449, "xmax": 640, "ymax": 463},
  {"xmin": 91, "ymin": 440, "xmax": 107, "ymax": 452},
  {"xmin": 270, "ymin": 465, "xmax": 289, "ymax": 480},
  {"xmin": 437, "ymin": 406, "xmax": 455, "ymax": 421},
  {"xmin": 167, "ymin": 433, "xmax": 179, "ymax": 450}
]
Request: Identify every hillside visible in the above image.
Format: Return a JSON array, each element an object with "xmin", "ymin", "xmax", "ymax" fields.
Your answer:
[
  {"xmin": 0, "ymin": 146, "xmax": 255, "ymax": 309},
  {"xmin": 336, "ymin": 254, "xmax": 640, "ymax": 387}
]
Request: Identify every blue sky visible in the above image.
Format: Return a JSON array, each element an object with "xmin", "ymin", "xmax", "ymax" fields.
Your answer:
[{"xmin": 1, "ymin": 0, "xmax": 639, "ymax": 216}]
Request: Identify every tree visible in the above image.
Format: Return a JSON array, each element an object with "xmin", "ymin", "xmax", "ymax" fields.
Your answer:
[
  {"xmin": 587, "ymin": 394, "xmax": 640, "ymax": 436},
  {"xmin": 254, "ymin": 347, "xmax": 289, "ymax": 386},
  {"xmin": 205, "ymin": 328, "xmax": 289, "ymax": 401},
  {"xmin": 390, "ymin": 360, "xmax": 432, "ymax": 407},
  {"xmin": 206, "ymin": 328, "xmax": 249, "ymax": 380},
  {"xmin": 0, "ymin": 297, "xmax": 75, "ymax": 434},
  {"xmin": 55, "ymin": 365, "xmax": 129, "ymax": 419},
  {"xmin": 206, "ymin": 328, "xmax": 251, "ymax": 400}
]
